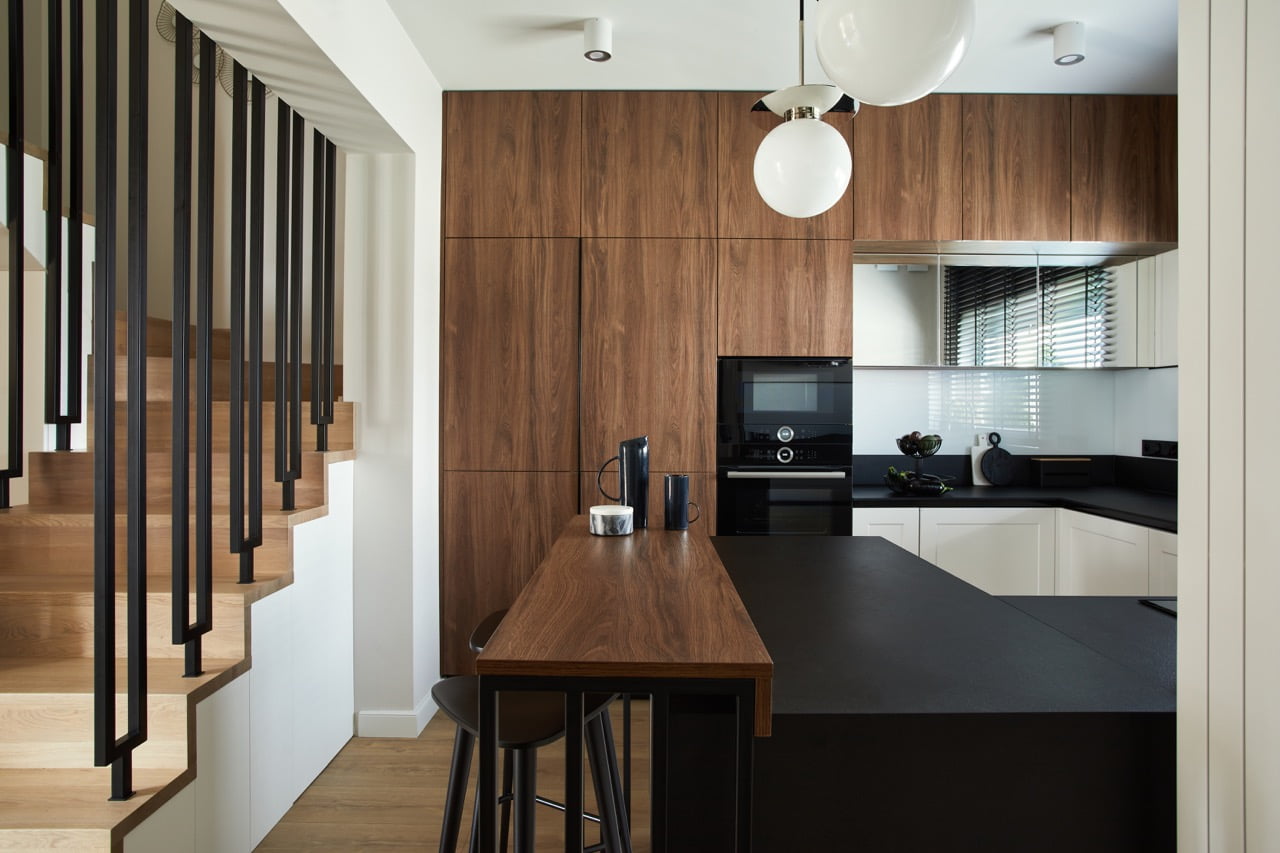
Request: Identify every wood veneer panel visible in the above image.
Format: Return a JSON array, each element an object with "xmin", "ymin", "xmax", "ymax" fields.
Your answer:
[
  {"xmin": 478, "ymin": 519, "xmax": 772, "ymax": 730},
  {"xmin": 580, "ymin": 470, "xmax": 717, "ymax": 536},
  {"xmin": 718, "ymin": 239, "xmax": 853, "ymax": 357},
  {"xmin": 443, "ymin": 92, "xmax": 582, "ymax": 237},
  {"xmin": 716, "ymin": 92, "xmax": 854, "ymax": 239},
  {"xmin": 582, "ymin": 92, "xmax": 717, "ymax": 237},
  {"xmin": 1071, "ymin": 95, "xmax": 1178, "ymax": 243},
  {"xmin": 440, "ymin": 471, "xmax": 578, "ymax": 676},
  {"xmin": 580, "ymin": 238, "xmax": 717, "ymax": 474},
  {"xmin": 853, "ymin": 95, "xmax": 963, "ymax": 241},
  {"xmin": 442, "ymin": 238, "xmax": 578, "ymax": 472},
  {"xmin": 962, "ymin": 94, "xmax": 1071, "ymax": 241}
]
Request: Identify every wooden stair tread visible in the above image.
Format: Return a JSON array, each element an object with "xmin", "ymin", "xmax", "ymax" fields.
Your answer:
[
  {"xmin": 0, "ymin": 571, "xmax": 290, "ymax": 596},
  {"xmin": 0, "ymin": 657, "xmax": 243, "ymax": 696},
  {"xmin": 0, "ymin": 766, "xmax": 190, "ymax": 833},
  {"xmin": 0, "ymin": 504, "xmax": 331, "ymax": 528}
]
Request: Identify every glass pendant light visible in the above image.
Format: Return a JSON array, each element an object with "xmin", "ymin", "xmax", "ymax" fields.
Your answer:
[{"xmin": 815, "ymin": 0, "xmax": 975, "ymax": 107}]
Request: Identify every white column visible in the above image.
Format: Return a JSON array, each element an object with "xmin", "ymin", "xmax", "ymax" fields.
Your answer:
[{"xmin": 1178, "ymin": 0, "xmax": 1280, "ymax": 849}]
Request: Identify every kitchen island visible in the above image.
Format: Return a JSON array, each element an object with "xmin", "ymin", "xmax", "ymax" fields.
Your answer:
[{"xmin": 714, "ymin": 535, "xmax": 1175, "ymax": 852}]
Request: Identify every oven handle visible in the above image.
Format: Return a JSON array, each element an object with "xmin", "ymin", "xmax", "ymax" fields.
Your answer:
[{"xmin": 725, "ymin": 470, "xmax": 847, "ymax": 479}]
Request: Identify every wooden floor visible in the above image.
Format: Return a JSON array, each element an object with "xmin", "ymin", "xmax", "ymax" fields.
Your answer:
[{"xmin": 256, "ymin": 700, "xmax": 651, "ymax": 852}]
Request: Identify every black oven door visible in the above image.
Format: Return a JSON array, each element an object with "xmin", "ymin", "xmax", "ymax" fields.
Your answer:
[
  {"xmin": 717, "ymin": 468, "xmax": 852, "ymax": 536},
  {"xmin": 718, "ymin": 358, "xmax": 852, "ymax": 426}
]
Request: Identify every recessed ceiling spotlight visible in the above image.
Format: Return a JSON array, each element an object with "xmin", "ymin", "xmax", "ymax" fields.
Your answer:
[
  {"xmin": 1054, "ymin": 21, "xmax": 1086, "ymax": 66},
  {"xmin": 584, "ymin": 18, "xmax": 612, "ymax": 62}
]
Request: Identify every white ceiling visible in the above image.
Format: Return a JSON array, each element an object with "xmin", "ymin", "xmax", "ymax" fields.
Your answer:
[{"xmin": 387, "ymin": 0, "xmax": 1177, "ymax": 96}]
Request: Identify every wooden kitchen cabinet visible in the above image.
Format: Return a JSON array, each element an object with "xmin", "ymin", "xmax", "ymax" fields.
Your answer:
[
  {"xmin": 1148, "ymin": 529, "xmax": 1178, "ymax": 597},
  {"xmin": 440, "ymin": 471, "xmax": 579, "ymax": 675},
  {"xmin": 442, "ymin": 238, "xmax": 579, "ymax": 471},
  {"xmin": 718, "ymin": 239, "xmax": 853, "ymax": 357},
  {"xmin": 716, "ymin": 92, "xmax": 855, "ymax": 239},
  {"xmin": 1071, "ymin": 95, "xmax": 1178, "ymax": 243},
  {"xmin": 580, "ymin": 238, "xmax": 717, "ymax": 474},
  {"xmin": 443, "ymin": 91, "xmax": 582, "ymax": 237},
  {"xmin": 582, "ymin": 92, "xmax": 718, "ymax": 238},
  {"xmin": 1056, "ymin": 509, "xmax": 1150, "ymax": 595},
  {"xmin": 962, "ymin": 95, "xmax": 1071, "ymax": 241},
  {"xmin": 852, "ymin": 507, "xmax": 921, "ymax": 554},
  {"xmin": 853, "ymin": 95, "xmax": 963, "ymax": 242},
  {"xmin": 919, "ymin": 507, "xmax": 1057, "ymax": 595}
]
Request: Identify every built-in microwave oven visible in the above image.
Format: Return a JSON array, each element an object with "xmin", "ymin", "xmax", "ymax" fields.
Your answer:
[{"xmin": 717, "ymin": 357, "xmax": 852, "ymax": 427}]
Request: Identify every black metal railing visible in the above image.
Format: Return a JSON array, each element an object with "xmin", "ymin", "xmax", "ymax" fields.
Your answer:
[
  {"xmin": 3, "ymin": 0, "xmax": 345, "ymax": 803},
  {"xmin": 228, "ymin": 62, "xmax": 264, "ymax": 585},
  {"xmin": 2, "ymin": 0, "xmax": 26, "ymax": 509},
  {"xmin": 310, "ymin": 131, "xmax": 336, "ymax": 452},
  {"xmin": 93, "ymin": 0, "xmax": 149, "ymax": 803},
  {"xmin": 275, "ymin": 105, "xmax": 302, "ymax": 510}
]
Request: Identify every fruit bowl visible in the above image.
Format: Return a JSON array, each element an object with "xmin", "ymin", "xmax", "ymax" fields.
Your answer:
[{"xmin": 896, "ymin": 433, "xmax": 942, "ymax": 458}]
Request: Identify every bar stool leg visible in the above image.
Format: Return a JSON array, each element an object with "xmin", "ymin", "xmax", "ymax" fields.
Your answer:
[
  {"xmin": 513, "ymin": 748, "xmax": 537, "ymax": 853},
  {"xmin": 499, "ymin": 748, "xmax": 514, "ymax": 853},
  {"xmin": 599, "ymin": 711, "xmax": 632, "ymax": 852},
  {"xmin": 440, "ymin": 726, "xmax": 474, "ymax": 853},
  {"xmin": 586, "ymin": 715, "xmax": 626, "ymax": 853}
]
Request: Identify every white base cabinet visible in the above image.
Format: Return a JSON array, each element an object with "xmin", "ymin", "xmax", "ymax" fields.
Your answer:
[
  {"xmin": 852, "ymin": 507, "xmax": 921, "ymax": 555},
  {"xmin": 854, "ymin": 505, "xmax": 1176, "ymax": 598},
  {"xmin": 1148, "ymin": 529, "xmax": 1179, "ymax": 596},
  {"xmin": 1056, "ymin": 509, "xmax": 1172, "ymax": 595},
  {"xmin": 919, "ymin": 507, "xmax": 1057, "ymax": 595}
]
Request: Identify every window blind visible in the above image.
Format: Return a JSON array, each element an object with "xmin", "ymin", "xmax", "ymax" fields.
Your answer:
[{"xmin": 943, "ymin": 264, "xmax": 1116, "ymax": 368}]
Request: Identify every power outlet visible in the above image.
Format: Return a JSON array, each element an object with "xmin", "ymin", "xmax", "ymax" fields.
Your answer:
[{"xmin": 1142, "ymin": 439, "xmax": 1178, "ymax": 459}]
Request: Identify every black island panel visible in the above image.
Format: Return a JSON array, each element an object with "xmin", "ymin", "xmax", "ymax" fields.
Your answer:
[
  {"xmin": 714, "ymin": 536, "xmax": 1174, "ymax": 716},
  {"xmin": 710, "ymin": 535, "xmax": 1175, "ymax": 853}
]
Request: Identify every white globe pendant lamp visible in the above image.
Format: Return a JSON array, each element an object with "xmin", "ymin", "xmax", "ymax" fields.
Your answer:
[
  {"xmin": 752, "ymin": 3, "xmax": 855, "ymax": 219},
  {"xmin": 815, "ymin": 0, "xmax": 976, "ymax": 107},
  {"xmin": 754, "ymin": 94, "xmax": 852, "ymax": 219}
]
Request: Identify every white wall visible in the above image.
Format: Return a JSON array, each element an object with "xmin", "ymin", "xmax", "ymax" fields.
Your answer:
[
  {"xmin": 1178, "ymin": 0, "xmax": 1280, "ymax": 849},
  {"xmin": 853, "ymin": 367, "xmax": 1177, "ymax": 458},
  {"xmin": 270, "ymin": 0, "xmax": 443, "ymax": 736}
]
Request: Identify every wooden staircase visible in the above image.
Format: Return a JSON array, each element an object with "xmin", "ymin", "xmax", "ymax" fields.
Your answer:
[{"xmin": 0, "ymin": 314, "xmax": 354, "ymax": 850}]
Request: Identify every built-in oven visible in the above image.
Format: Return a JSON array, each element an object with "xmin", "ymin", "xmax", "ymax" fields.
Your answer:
[
  {"xmin": 717, "ymin": 358, "xmax": 853, "ymax": 536},
  {"xmin": 717, "ymin": 467, "xmax": 852, "ymax": 535}
]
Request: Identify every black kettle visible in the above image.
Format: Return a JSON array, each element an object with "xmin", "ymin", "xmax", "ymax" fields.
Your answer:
[{"xmin": 597, "ymin": 436, "xmax": 650, "ymax": 529}]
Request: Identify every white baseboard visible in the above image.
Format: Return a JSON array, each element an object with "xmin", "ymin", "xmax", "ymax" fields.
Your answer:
[{"xmin": 356, "ymin": 692, "xmax": 439, "ymax": 738}]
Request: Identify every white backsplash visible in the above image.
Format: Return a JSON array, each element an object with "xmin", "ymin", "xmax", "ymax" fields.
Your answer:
[{"xmin": 854, "ymin": 368, "xmax": 1178, "ymax": 457}]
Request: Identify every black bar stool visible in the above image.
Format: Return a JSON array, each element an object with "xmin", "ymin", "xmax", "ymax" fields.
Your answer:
[{"xmin": 433, "ymin": 612, "xmax": 631, "ymax": 853}]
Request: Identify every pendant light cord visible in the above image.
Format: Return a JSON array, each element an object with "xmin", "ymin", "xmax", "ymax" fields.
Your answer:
[{"xmin": 798, "ymin": 0, "xmax": 805, "ymax": 85}]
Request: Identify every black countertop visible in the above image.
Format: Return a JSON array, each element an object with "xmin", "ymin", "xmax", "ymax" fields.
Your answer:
[
  {"xmin": 714, "ymin": 535, "xmax": 1175, "ymax": 717},
  {"xmin": 851, "ymin": 484, "xmax": 1177, "ymax": 532}
]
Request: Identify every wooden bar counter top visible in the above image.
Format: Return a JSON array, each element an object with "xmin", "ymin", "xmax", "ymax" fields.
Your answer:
[{"xmin": 477, "ymin": 516, "xmax": 774, "ymax": 735}]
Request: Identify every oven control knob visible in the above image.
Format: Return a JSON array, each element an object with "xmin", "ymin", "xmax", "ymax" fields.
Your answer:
[
  {"xmin": 777, "ymin": 446, "xmax": 794, "ymax": 464},
  {"xmin": 777, "ymin": 425, "xmax": 795, "ymax": 443}
]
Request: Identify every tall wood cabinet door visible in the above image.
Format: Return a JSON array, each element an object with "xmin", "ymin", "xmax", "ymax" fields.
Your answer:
[
  {"xmin": 1071, "ymin": 95, "xmax": 1178, "ymax": 242},
  {"xmin": 853, "ymin": 95, "xmax": 963, "ymax": 241},
  {"xmin": 444, "ymin": 91, "xmax": 582, "ymax": 237},
  {"xmin": 716, "ymin": 92, "xmax": 854, "ymax": 238},
  {"xmin": 581, "ymin": 238, "xmax": 717, "ymax": 474},
  {"xmin": 582, "ymin": 92, "xmax": 718, "ymax": 238},
  {"xmin": 442, "ymin": 238, "xmax": 579, "ymax": 471},
  {"xmin": 441, "ymin": 472, "xmax": 579, "ymax": 675},
  {"xmin": 962, "ymin": 95, "xmax": 1071, "ymax": 241},
  {"xmin": 718, "ymin": 239, "xmax": 853, "ymax": 357}
]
